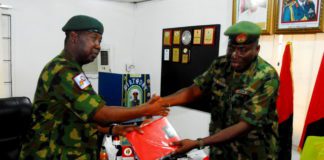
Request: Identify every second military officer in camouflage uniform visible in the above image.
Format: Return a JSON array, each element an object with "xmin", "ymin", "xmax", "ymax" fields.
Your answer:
[
  {"xmin": 164, "ymin": 21, "xmax": 279, "ymax": 160},
  {"xmin": 19, "ymin": 15, "xmax": 169, "ymax": 160}
]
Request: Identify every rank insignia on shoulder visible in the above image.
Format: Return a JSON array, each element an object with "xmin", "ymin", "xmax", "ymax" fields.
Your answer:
[{"xmin": 73, "ymin": 73, "xmax": 91, "ymax": 90}]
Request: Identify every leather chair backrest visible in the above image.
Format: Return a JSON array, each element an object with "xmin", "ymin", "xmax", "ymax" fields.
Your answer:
[{"xmin": 0, "ymin": 97, "xmax": 32, "ymax": 160}]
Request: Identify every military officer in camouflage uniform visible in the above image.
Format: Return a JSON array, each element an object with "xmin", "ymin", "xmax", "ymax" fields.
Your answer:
[
  {"xmin": 282, "ymin": 0, "xmax": 316, "ymax": 22},
  {"xmin": 165, "ymin": 21, "xmax": 279, "ymax": 160},
  {"xmin": 19, "ymin": 15, "xmax": 169, "ymax": 160}
]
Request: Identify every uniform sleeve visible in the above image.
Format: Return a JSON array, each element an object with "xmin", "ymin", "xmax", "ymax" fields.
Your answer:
[
  {"xmin": 51, "ymin": 67, "xmax": 105, "ymax": 122},
  {"xmin": 193, "ymin": 60, "xmax": 217, "ymax": 92},
  {"xmin": 240, "ymin": 76, "xmax": 279, "ymax": 127}
]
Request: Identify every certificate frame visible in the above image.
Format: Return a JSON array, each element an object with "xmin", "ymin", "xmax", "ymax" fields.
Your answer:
[
  {"xmin": 274, "ymin": 0, "xmax": 324, "ymax": 34},
  {"xmin": 203, "ymin": 26, "xmax": 215, "ymax": 45},
  {"xmin": 181, "ymin": 48, "xmax": 190, "ymax": 64},
  {"xmin": 193, "ymin": 28, "xmax": 202, "ymax": 45},
  {"xmin": 232, "ymin": 0, "xmax": 274, "ymax": 34},
  {"xmin": 163, "ymin": 48, "xmax": 170, "ymax": 61},
  {"xmin": 173, "ymin": 30, "xmax": 181, "ymax": 45},
  {"xmin": 172, "ymin": 48, "xmax": 180, "ymax": 62},
  {"xmin": 163, "ymin": 30, "xmax": 172, "ymax": 46}
]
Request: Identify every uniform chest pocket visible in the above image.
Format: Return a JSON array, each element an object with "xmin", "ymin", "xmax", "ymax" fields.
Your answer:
[
  {"xmin": 231, "ymin": 89, "xmax": 252, "ymax": 106},
  {"xmin": 211, "ymin": 79, "xmax": 228, "ymax": 97}
]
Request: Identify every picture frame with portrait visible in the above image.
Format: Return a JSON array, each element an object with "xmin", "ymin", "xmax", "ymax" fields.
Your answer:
[
  {"xmin": 232, "ymin": 0, "xmax": 273, "ymax": 34},
  {"xmin": 274, "ymin": 0, "xmax": 324, "ymax": 33}
]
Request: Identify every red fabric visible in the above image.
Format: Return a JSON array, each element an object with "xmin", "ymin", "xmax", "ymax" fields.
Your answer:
[
  {"xmin": 276, "ymin": 42, "xmax": 294, "ymax": 124},
  {"xmin": 203, "ymin": 156, "xmax": 210, "ymax": 160},
  {"xmin": 299, "ymin": 54, "xmax": 324, "ymax": 150},
  {"xmin": 126, "ymin": 117, "xmax": 180, "ymax": 160}
]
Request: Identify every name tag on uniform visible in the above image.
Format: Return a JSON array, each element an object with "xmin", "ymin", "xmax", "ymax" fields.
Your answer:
[
  {"xmin": 235, "ymin": 89, "xmax": 249, "ymax": 95},
  {"xmin": 73, "ymin": 73, "xmax": 90, "ymax": 90},
  {"xmin": 215, "ymin": 79, "xmax": 227, "ymax": 88}
]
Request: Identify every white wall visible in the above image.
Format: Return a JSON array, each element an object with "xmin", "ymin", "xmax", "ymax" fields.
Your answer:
[{"xmin": 1, "ymin": 0, "xmax": 136, "ymax": 99}]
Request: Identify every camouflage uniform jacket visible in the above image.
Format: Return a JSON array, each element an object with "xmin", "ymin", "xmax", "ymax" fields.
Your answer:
[
  {"xmin": 194, "ymin": 56, "xmax": 279, "ymax": 160},
  {"xmin": 20, "ymin": 51, "xmax": 105, "ymax": 160}
]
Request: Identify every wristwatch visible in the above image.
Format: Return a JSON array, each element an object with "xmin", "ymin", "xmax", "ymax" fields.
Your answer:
[{"xmin": 196, "ymin": 138, "xmax": 204, "ymax": 150}]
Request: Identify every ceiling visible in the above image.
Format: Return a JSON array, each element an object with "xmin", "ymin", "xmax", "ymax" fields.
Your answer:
[{"xmin": 106, "ymin": 0, "xmax": 154, "ymax": 3}]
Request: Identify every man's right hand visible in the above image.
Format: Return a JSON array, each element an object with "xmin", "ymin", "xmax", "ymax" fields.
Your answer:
[
  {"xmin": 144, "ymin": 94, "xmax": 170, "ymax": 116},
  {"xmin": 170, "ymin": 139, "xmax": 198, "ymax": 155}
]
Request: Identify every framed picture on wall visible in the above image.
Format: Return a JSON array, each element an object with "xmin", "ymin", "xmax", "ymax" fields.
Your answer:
[
  {"xmin": 173, "ymin": 30, "xmax": 181, "ymax": 45},
  {"xmin": 232, "ymin": 0, "xmax": 273, "ymax": 34},
  {"xmin": 203, "ymin": 27, "xmax": 215, "ymax": 45},
  {"xmin": 163, "ymin": 48, "xmax": 170, "ymax": 61},
  {"xmin": 274, "ymin": 0, "xmax": 324, "ymax": 33},
  {"xmin": 172, "ymin": 48, "xmax": 180, "ymax": 62},
  {"xmin": 163, "ymin": 30, "xmax": 172, "ymax": 46},
  {"xmin": 193, "ymin": 29, "xmax": 202, "ymax": 45},
  {"xmin": 181, "ymin": 48, "xmax": 190, "ymax": 64}
]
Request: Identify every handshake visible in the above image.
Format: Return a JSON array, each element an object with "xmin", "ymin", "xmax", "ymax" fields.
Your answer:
[
  {"xmin": 142, "ymin": 94, "xmax": 171, "ymax": 117},
  {"xmin": 96, "ymin": 94, "xmax": 172, "ymax": 136}
]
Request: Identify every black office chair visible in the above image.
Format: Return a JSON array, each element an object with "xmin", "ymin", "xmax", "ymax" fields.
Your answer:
[{"xmin": 0, "ymin": 97, "xmax": 32, "ymax": 160}]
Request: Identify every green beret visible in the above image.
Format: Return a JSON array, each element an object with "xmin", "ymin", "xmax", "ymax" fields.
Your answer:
[
  {"xmin": 62, "ymin": 15, "xmax": 104, "ymax": 34},
  {"xmin": 224, "ymin": 21, "xmax": 261, "ymax": 45}
]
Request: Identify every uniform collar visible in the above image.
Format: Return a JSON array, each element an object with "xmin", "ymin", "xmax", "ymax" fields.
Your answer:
[{"xmin": 59, "ymin": 50, "xmax": 82, "ymax": 70}]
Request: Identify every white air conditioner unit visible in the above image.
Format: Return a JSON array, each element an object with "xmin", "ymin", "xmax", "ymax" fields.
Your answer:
[
  {"xmin": 82, "ymin": 48, "xmax": 111, "ymax": 74},
  {"xmin": 98, "ymin": 48, "xmax": 111, "ymax": 72}
]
